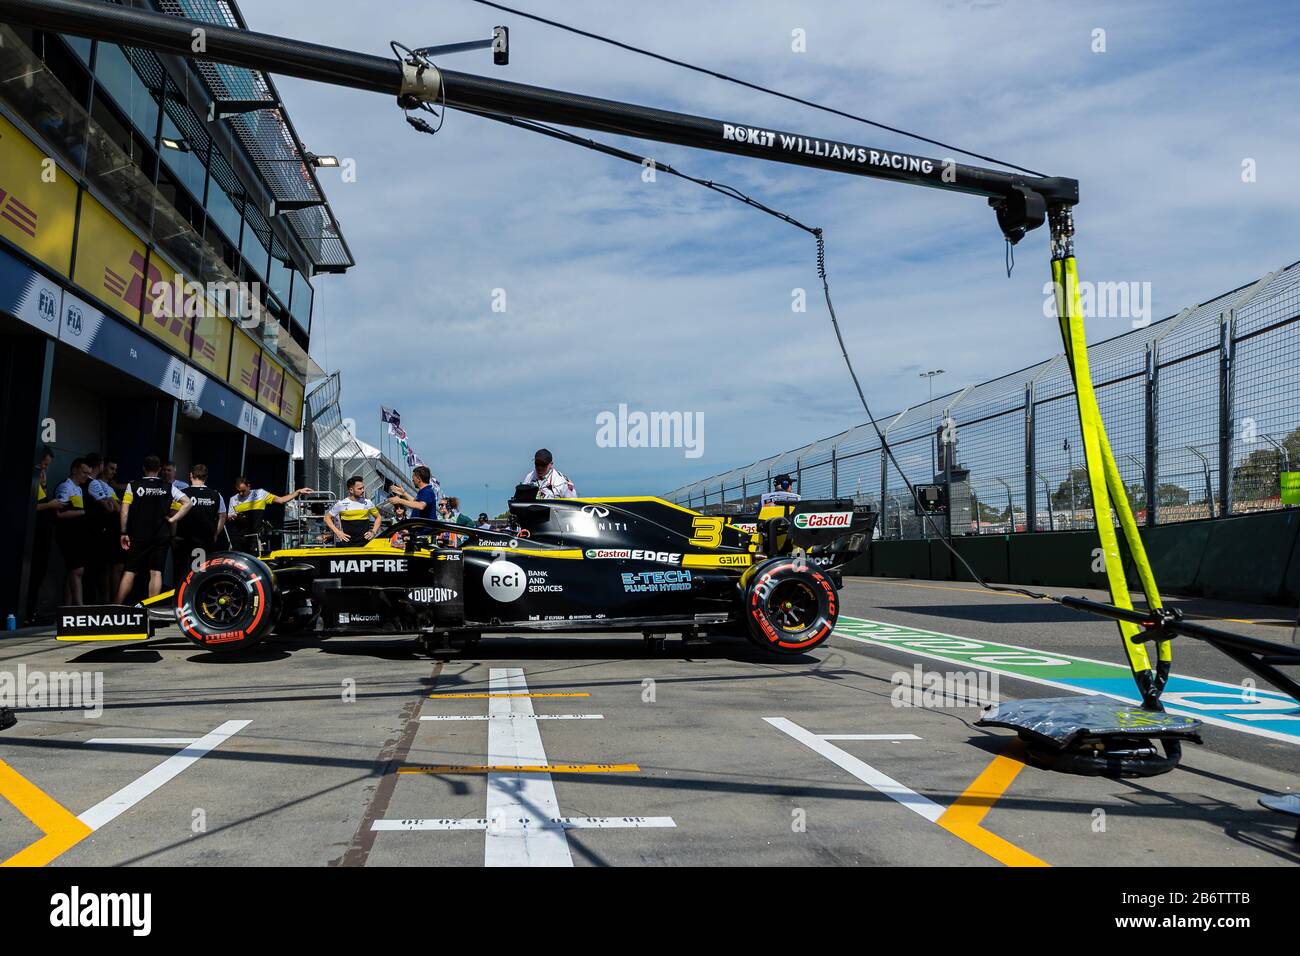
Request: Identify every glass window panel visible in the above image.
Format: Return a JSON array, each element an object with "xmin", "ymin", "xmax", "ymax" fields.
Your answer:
[
  {"xmin": 160, "ymin": 110, "xmax": 206, "ymax": 203},
  {"xmin": 290, "ymin": 271, "xmax": 313, "ymax": 333},
  {"xmin": 93, "ymin": 44, "xmax": 158, "ymax": 141}
]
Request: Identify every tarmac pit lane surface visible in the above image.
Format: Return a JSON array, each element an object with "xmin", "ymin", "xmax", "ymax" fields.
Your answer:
[{"xmin": 0, "ymin": 577, "xmax": 1297, "ymax": 867}]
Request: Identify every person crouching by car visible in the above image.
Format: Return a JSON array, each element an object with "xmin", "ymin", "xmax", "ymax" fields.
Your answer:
[
  {"xmin": 325, "ymin": 476, "xmax": 381, "ymax": 545},
  {"xmin": 116, "ymin": 455, "xmax": 193, "ymax": 603}
]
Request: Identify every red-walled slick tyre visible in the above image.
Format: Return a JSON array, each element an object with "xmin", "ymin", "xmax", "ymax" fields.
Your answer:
[
  {"xmin": 175, "ymin": 552, "xmax": 276, "ymax": 652},
  {"xmin": 744, "ymin": 558, "xmax": 837, "ymax": 654}
]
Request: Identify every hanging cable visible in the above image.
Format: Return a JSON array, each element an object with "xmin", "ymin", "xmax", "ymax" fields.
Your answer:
[
  {"xmin": 458, "ymin": 0, "xmax": 1046, "ymax": 178},
  {"xmin": 430, "ymin": 105, "xmax": 1057, "ymax": 603}
]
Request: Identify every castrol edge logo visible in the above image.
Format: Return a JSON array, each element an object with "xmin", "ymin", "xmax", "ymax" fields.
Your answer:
[{"xmin": 793, "ymin": 511, "xmax": 853, "ymax": 530}]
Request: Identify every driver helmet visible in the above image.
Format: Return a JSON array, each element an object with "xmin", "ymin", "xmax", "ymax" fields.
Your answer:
[{"xmin": 773, "ymin": 474, "xmax": 794, "ymax": 491}]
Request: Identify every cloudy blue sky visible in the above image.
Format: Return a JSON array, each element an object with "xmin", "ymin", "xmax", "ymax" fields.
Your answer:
[{"xmin": 243, "ymin": 0, "xmax": 1298, "ymax": 513}]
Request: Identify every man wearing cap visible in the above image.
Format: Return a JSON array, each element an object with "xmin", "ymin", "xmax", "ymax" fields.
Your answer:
[
  {"xmin": 760, "ymin": 474, "xmax": 802, "ymax": 507},
  {"xmin": 522, "ymin": 448, "xmax": 575, "ymax": 499}
]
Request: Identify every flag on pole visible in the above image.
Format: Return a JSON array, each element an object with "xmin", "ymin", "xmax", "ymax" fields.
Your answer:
[{"xmin": 381, "ymin": 406, "xmax": 401, "ymax": 427}]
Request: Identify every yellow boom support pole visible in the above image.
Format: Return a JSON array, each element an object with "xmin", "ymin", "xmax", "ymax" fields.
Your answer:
[{"xmin": 1048, "ymin": 207, "xmax": 1172, "ymax": 706}]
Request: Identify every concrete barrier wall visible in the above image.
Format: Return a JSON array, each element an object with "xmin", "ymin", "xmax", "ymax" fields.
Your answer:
[{"xmin": 853, "ymin": 509, "xmax": 1300, "ymax": 606}]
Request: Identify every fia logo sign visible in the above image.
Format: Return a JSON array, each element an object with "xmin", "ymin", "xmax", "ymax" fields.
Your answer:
[
  {"xmin": 37, "ymin": 288, "xmax": 57, "ymax": 325},
  {"xmin": 65, "ymin": 304, "xmax": 83, "ymax": 335}
]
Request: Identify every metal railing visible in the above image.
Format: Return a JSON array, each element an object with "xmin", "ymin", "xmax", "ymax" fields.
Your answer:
[
  {"xmin": 302, "ymin": 372, "xmax": 406, "ymax": 505},
  {"xmin": 665, "ymin": 261, "xmax": 1300, "ymax": 537}
]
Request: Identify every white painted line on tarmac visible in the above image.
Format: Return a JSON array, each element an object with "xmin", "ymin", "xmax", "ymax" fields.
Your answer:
[
  {"xmin": 77, "ymin": 720, "xmax": 250, "ymax": 831},
  {"xmin": 374, "ymin": 669, "xmax": 675, "ymax": 858},
  {"xmin": 484, "ymin": 668, "xmax": 574, "ymax": 867},
  {"xmin": 85, "ymin": 738, "xmax": 199, "ymax": 745},
  {"xmin": 419, "ymin": 714, "xmax": 604, "ymax": 721},
  {"xmin": 819, "ymin": 734, "xmax": 921, "ymax": 741},
  {"xmin": 765, "ymin": 717, "xmax": 944, "ymax": 823},
  {"xmin": 372, "ymin": 816, "xmax": 677, "ymax": 831}
]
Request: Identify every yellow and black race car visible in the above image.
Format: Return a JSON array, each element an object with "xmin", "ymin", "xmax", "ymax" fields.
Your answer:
[{"xmin": 134, "ymin": 493, "xmax": 874, "ymax": 657}]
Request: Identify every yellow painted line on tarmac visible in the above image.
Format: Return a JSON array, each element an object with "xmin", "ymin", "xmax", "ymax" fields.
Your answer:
[
  {"xmin": 399, "ymin": 763, "xmax": 639, "ymax": 775},
  {"xmin": 937, "ymin": 740, "xmax": 1048, "ymax": 868},
  {"xmin": 428, "ymin": 692, "xmax": 590, "ymax": 700},
  {"xmin": 0, "ymin": 760, "xmax": 92, "ymax": 867}
]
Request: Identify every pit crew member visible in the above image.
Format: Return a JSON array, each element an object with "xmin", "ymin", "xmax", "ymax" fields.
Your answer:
[
  {"xmin": 522, "ymin": 448, "xmax": 575, "ymax": 499},
  {"xmin": 325, "ymin": 476, "xmax": 382, "ymax": 545},
  {"xmin": 116, "ymin": 455, "xmax": 193, "ymax": 602}
]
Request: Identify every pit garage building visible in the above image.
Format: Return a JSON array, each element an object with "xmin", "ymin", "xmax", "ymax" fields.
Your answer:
[{"xmin": 0, "ymin": 0, "xmax": 354, "ymax": 620}]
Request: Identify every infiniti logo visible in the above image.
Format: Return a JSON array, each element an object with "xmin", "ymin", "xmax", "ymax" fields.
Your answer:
[{"xmin": 580, "ymin": 504, "xmax": 610, "ymax": 518}]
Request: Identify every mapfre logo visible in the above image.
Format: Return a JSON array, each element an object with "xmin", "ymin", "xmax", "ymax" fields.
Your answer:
[
  {"xmin": 793, "ymin": 512, "xmax": 853, "ymax": 530},
  {"xmin": 329, "ymin": 558, "xmax": 408, "ymax": 573}
]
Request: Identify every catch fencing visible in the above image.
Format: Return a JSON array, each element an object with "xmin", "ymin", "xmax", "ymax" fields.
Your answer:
[
  {"xmin": 664, "ymin": 261, "xmax": 1300, "ymax": 539},
  {"xmin": 301, "ymin": 371, "xmax": 405, "ymax": 503}
]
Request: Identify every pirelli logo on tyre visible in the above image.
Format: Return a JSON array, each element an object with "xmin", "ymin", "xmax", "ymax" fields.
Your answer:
[{"xmin": 793, "ymin": 511, "xmax": 853, "ymax": 530}]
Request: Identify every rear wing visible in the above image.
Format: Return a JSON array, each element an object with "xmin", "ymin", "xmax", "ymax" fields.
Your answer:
[{"xmin": 731, "ymin": 498, "xmax": 876, "ymax": 569}]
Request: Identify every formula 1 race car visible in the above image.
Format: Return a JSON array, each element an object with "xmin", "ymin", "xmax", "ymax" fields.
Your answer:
[{"xmin": 147, "ymin": 494, "xmax": 875, "ymax": 657}]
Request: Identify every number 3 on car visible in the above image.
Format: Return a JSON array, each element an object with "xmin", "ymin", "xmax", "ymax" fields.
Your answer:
[{"xmin": 689, "ymin": 516, "xmax": 724, "ymax": 548}]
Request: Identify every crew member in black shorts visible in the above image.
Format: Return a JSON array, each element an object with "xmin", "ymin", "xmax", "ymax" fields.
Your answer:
[
  {"xmin": 53, "ymin": 457, "xmax": 91, "ymax": 606},
  {"xmin": 173, "ymin": 464, "xmax": 226, "ymax": 585},
  {"xmin": 115, "ymin": 455, "xmax": 193, "ymax": 603}
]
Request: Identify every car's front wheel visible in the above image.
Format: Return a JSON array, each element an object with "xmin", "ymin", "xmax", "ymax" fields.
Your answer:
[
  {"xmin": 176, "ymin": 552, "xmax": 277, "ymax": 653},
  {"xmin": 744, "ymin": 558, "xmax": 838, "ymax": 654}
]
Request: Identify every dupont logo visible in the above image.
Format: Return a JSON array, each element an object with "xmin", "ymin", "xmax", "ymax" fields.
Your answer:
[
  {"xmin": 793, "ymin": 512, "xmax": 853, "ymax": 530},
  {"xmin": 408, "ymin": 587, "xmax": 459, "ymax": 603}
]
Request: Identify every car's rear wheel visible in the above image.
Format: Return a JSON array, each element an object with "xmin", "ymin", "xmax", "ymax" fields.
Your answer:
[
  {"xmin": 744, "ymin": 558, "xmax": 837, "ymax": 654},
  {"xmin": 176, "ymin": 552, "xmax": 276, "ymax": 652}
]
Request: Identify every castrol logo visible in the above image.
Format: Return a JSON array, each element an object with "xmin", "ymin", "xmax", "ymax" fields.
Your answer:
[{"xmin": 793, "ymin": 511, "xmax": 852, "ymax": 529}]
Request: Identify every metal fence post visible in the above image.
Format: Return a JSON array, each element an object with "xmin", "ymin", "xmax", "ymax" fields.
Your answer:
[
  {"xmin": 1024, "ymin": 382, "xmax": 1036, "ymax": 533},
  {"xmin": 831, "ymin": 444, "xmax": 838, "ymax": 499},
  {"xmin": 1145, "ymin": 343, "xmax": 1159, "ymax": 526},
  {"xmin": 1218, "ymin": 309, "xmax": 1236, "ymax": 517}
]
